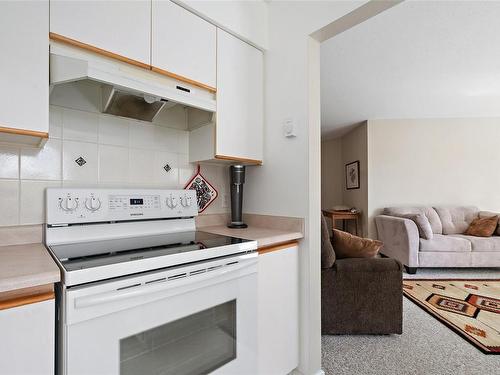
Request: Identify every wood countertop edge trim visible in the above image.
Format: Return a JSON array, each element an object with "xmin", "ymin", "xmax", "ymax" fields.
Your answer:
[
  {"xmin": 0, "ymin": 291, "xmax": 55, "ymax": 311},
  {"xmin": 49, "ymin": 32, "xmax": 150, "ymax": 70},
  {"xmin": 258, "ymin": 240, "xmax": 300, "ymax": 255},
  {"xmin": 50, "ymin": 33, "xmax": 217, "ymax": 93},
  {"xmin": 214, "ymin": 154, "xmax": 263, "ymax": 165},
  {"xmin": 151, "ymin": 67, "xmax": 217, "ymax": 93},
  {"xmin": 0, "ymin": 125, "xmax": 49, "ymax": 139}
]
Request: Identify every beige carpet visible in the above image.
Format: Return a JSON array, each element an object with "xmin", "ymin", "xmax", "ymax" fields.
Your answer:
[{"xmin": 403, "ymin": 279, "xmax": 500, "ymax": 354}]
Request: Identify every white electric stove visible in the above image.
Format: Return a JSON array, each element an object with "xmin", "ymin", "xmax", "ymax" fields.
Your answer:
[{"xmin": 45, "ymin": 188, "xmax": 258, "ymax": 375}]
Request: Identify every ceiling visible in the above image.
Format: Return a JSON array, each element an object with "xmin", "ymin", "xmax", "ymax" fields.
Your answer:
[{"xmin": 321, "ymin": 0, "xmax": 500, "ymax": 139}]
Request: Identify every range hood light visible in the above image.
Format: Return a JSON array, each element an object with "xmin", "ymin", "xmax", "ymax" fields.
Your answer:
[{"xmin": 144, "ymin": 94, "xmax": 161, "ymax": 104}]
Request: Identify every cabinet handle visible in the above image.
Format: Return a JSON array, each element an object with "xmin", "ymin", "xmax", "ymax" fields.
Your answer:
[{"xmin": 176, "ymin": 85, "xmax": 191, "ymax": 93}]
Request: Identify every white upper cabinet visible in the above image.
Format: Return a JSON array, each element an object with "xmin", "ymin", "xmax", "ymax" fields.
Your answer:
[
  {"xmin": 216, "ymin": 29, "xmax": 263, "ymax": 163},
  {"xmin": 0, "ymin": 0, "xmax": 49, "ymax": 145},
  {"xmin": 50, "ymin": 0, "xmax": 151, "ymax": 65},
  {"xmin": 152, "ymin": 1, "xmax": 216, "ymax": 89}
]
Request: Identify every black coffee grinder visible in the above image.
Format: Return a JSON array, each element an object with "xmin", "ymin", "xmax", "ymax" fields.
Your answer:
[{"xmin": 228, "ymin": 165, "xmax": 248, "ymax": 228}]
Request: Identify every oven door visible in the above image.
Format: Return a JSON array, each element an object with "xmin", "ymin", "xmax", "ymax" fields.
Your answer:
[{"xmin": 59, "ymin": 253, "xmax": 257, "ymax": 375}]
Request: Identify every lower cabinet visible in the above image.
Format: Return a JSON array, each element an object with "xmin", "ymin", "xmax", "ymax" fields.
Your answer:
[
  {"xmin": 258, "ymin": 243, "xmax": 299, "ymax": 374},
  {"xmin": 0, "ymin": 298, "xmax": 55, "ymax": 375}
]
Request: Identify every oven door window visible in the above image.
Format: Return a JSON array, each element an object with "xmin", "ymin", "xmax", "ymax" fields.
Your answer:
[{"xmin": 120, "ymin": 300, "xmax": 236, "ymax": 375}]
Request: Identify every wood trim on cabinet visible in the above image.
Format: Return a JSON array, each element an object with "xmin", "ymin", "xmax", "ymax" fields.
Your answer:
[
  {"xmin": 151, "ymin": 66, "xmax": 217, "ymax": 93},
  {"xmin": 258, "ymin": 240, "xmax": 299, "ymax": 255},
  {"xmin": 0, "ymin": 125, "xmax": 49, "ymax": 139},
  {"xmin": 50, "ymin": 33, "xmax": 217, "ymax": 94},
  {"xmin": 49, "ymin": 32, "xmax": 151, "ymax": 70},
  {"xmin": 214, "ymin": 154, "xmax": 263, "ymax": 165},
  {"xmin": 0, "ymin": 291, "xmax": 54, "ymax": 311}
]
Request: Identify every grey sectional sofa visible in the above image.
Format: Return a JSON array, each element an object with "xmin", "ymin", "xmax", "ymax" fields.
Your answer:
[{"xmin": 375, "ymin": 206, "xmax": 500, "ymax": 273}]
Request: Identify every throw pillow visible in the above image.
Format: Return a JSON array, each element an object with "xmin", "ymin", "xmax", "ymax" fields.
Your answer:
[
  {"xmin": 400, "ymin": 214, "xmax": 434, "ymax": 240},
  {"xmin": 321, "ymin": 214, "xmax": 336, "ymax": 268},
  {"xmin": 332, "ymin": 229, "xmax": 383, "ymax": 259},
  {"xmin": 464, "ymin": 215, "xmax": 498, "ymax": 237},
  {"xmin": 479, "ymin": 211, "xmax": 500, "ymax": 236}
]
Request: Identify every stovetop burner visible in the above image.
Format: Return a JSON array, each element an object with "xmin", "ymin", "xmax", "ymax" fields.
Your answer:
[{"xmin": 49, "ymin": 231, "xmax": 251, "ymax": 272}]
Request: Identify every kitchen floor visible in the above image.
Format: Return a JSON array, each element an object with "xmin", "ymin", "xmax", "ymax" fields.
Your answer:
[{"xmin": 322, "ymin": 268, "xmax": 500, "ymax": 375}]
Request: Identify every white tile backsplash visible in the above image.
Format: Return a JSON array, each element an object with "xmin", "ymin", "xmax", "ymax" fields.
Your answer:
[
  {"xmin": 49, "ymin": 106, "xmax": 63, "ymax": 139},
  {"xmin": 0, "ymin": 105, "xmax": 228, "ymax": 226},
  {"xmin": 154, "ymin": 151, "xmax": 179, "ymax": 187},
  {"xmin": 63, "ymin": 108, "xmax": 99, "ymax": 142},
  {"xmin": 20, "ymin": 139, "xmax": 62, "ymax": 180},
  {"xmin": 154, "ymin": 126, "xmax": 180, "ymax": 152},
  {"xmin": 20, "ymin": 180, "xmax": 61, "ymax": 225},
  {"xmin": 99, "ymin": 145, "xmax": 129, "ymax": 183},
  {"xmin": 62, "ymin": 140, "xmax": 98, "ymax": 182},
  {"xmin": 129, "ymin": 148, "xmax": 155, "ymax": 184},
  {"xmin": 129, "ymin": 122, "xmax": 157, "ymax": 149},
  {"xmin": 99, "ymin": 115, "xmax": 129, "ymax": 147},
  {"xmin": 0, "ymin": 180, "xmax": 20, "ymax": 226},
  {"xmin": 0, "ymin": 145, "xmax": 19, "ymax": 179}
]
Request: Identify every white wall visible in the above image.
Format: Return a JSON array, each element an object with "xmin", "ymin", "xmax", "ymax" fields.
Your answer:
[
  {"xmin": 367, "ymin": 118, "xmax": 500, "ymax": 237},
  {"xmin": 176, "ymin": 0, "xmax": 269, "ymax": 49},
  {"xmin": 341, "ymin": 122, "xmax": 368, "ymax": 235},
  {"xmin": 321, "ymin": 137, "xmax": 343, "ymax": 209},
  {"xmin": 240, "ymin": 2, "xmax": 365, "ymax": 374},
  {"xmin": 321, "ymin": 123, "xmax": 368, "ymax": 235}
]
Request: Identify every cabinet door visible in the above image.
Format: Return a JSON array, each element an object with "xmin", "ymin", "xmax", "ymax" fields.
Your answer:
[
  {"xmin": 258, "ymin": 245, "xmax": 299, "ymax": 374},
  {"xmin": 50, "ymin": 0, "xmax": 151, "ymax": 65},
  {"xmin": 0, "ymin": 1, "xmax": 48, "ymax": 138},
  {"xmin": 0, "ymin": 299, "xmax": 55, "ymax": 374},
  {"xmin": 152, "ymin": 1, "xmax": 216, "ymax": 89},
  {"xmin": 216, "ymin": 29, "xmax": 263, "ymax": 163}
]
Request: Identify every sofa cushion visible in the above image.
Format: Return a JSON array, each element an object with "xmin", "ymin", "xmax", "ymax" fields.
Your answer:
[
  {"xmin": 479, "ymin": 211, "xmax": 500, "ymax": 236},
  {"xmin": 419, "ymin": 234, "xmax": 472, "ymax": 252},
  {"xmin": 434, "ymin": 206, "xmax": 479, "ymax": 234},
  {"xmin": 332, "ymin": 229, "xmax": 383, "ymax": 259},
  {"xmin": 399, "ymin": 213, "xmax": 434, "ymax": 240},
  {"xmin": 383, "ymin": 207, "xmax": 442, "ymax": 234},
  {"xmin": 450, "ymin": 234, "xmax": 500, "ymax": 252},
  {"xmin": 464, "ymin": 215, "xmax": 498, "ymax": 237},
  {"xmin": 321, "ymin": 214, "xmax": 336, "ymax": 268}
]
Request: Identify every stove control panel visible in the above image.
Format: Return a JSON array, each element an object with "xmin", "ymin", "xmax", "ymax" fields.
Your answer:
[{"xmin": 46, "ymin": 188, "xmax": 198, "ymax": 225}]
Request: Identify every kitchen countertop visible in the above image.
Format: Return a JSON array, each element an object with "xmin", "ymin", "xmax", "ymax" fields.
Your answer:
[
  {"xmin": 200, "ymin": 225, "xmax": 303, "ymax": 249},
  {"xmin": 0, "ymin": 243, "xmax": 60, "ymax": 293}
]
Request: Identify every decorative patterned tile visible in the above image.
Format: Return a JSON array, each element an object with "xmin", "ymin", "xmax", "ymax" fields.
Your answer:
[
  {"xmin": 0, "ymin": 145, "xmax": 19, "ymax": 179},
  {"xmin": 20, "ymin": 180, "xmax": 61, "ymax": 225},
  {"xmin": 154, "ymin": 151, "xmax": 178, "ymax": 187},
  {"xmin": 20, "ymin": 139, "xmax": 62, "ymax": 180},
  {"xmin": 62, "ymin": 141, "xmax": 98, "ymax": 183},
  {"xmin": 62, "ymin": 108, "xmax": 99, "ymax": 142},
  {"xmin": 0, "ymin": 180, "xmax": 19, "ymax": 226},
  {"xmin": 99, "ymin": 145, "xmax": 129, "ymax": 183}
]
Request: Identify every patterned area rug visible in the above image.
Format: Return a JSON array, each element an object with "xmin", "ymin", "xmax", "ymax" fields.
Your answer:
[{"xmin": 403, "ymin": 279, "xmax": 500, "ymax": 354}]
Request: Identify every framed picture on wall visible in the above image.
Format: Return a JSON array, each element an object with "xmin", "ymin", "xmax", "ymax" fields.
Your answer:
[{"xmin": 345, "ymin": 160, "xmax": 360, "ymax": 190}]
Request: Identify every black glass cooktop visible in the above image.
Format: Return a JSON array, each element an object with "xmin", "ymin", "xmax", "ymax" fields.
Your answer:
[{"xmin": 49, "ymin": 231, "xmax": 251, "ymax": 272}]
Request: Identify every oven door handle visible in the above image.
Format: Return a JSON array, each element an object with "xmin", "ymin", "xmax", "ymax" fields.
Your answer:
[{"xmin": 73, "ymin": 258, "xmax": 257, "ymax": 309}]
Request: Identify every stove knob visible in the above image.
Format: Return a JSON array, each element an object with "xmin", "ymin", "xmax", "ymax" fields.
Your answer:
[
  {"xmin": 166, "ymin": 195, "xmax": 178, "ymax": 209},
  {"xmin": 85, "ymin": 197, "xmax": 102, "ymax": 212},
  {"xmin": 59, "ymin": 197, "xmax": 78, "ymax": 212},
  {"xmin": 180, "ymin": 195, "xmax": 192, "ymax": 208}
]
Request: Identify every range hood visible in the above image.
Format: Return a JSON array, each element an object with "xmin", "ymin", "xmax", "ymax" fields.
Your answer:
[{"xmin": 50, "ymin": 53, "xmax": 216, "ymax": 121}]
